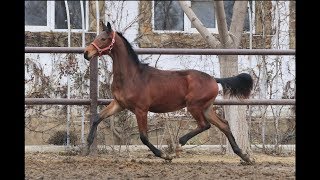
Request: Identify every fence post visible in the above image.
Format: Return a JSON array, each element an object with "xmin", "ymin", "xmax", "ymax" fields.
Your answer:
[{"xmin": 89, "ymin": 56, "xmax": 99, "ymax": 153}]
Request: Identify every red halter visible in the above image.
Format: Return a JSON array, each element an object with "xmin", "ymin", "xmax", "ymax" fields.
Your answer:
[{"xmin": 91, "ymin": 31, "xmax": 116, "ymax": 57}]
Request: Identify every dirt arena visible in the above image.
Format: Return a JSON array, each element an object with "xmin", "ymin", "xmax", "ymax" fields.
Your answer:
[{"xmin": 25, "ymin": 149, "xmax": 295, "ymax": 180}]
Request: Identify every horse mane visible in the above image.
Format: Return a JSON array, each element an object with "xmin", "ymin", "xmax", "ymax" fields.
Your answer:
[{"xmin": 116, "ymin": 32, "xmax": 148, "ymax": 67}]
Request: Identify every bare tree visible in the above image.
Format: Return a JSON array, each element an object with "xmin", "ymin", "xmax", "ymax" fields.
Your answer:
[{"xmin": 178, "ymin": 0, "xmax": 250, "ymax": 155}]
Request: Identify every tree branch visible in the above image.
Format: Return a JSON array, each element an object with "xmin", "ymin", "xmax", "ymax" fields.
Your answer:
[
  {"xmin": 214, "ymin": 0, "xmax": 232, "ymax": 48},
  {"xmin": 229, "ymin": 1, "xmax": 248, "ymax": 47},
  {"xmin": 178, "ymin": 1, "xmax": 221, "ymax": 48}
]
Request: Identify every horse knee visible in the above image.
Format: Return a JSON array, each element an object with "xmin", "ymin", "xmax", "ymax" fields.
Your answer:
[
  {"xmin": 221, "ymin": 125, "xmax": 231, "ymax": 135},
  {"xmin": 87, "ymin": 134, "xmax": 94, "ymax": 145},
  {"xmin": 92, "ymin": 120, "xmax": 99, "ymax": 126},
  {"xmin": 203, "ymin": 123, "xmax": 211, "ymax": 130},
  {"xmin": 198, "ymin": 123, "xmax": 211, "ymax": 133},
  {"xmin": 92, "ymin": 114, "xmax": 101, "ymax": 126},
  {"xmin": 179, "ymin": 137, "xmax": 188, "ymax": 146}
]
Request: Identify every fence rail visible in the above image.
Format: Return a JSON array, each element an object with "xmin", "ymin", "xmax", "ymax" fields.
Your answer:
[
  {"xmin": 25, "ymin": 47, "xmax": 295, "ymax": 55},
  {"xmin": 25, "ymin": 47, "xmax": 296, "ymax": 107},
  {"xmin": 25, "ymin": 47, "xmax": 296, "ymax": 150},
  {"xmin": 25, "ymin": 98, "xmax": 295, "ymax": 105}
]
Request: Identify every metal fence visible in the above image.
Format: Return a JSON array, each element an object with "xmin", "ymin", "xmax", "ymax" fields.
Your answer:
[{"xmin": 25, "ymin": 47, "xmax": 296, "ymax": 149}]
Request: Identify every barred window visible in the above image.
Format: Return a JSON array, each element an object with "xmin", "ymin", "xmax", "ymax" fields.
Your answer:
[
  {"xmin": 153, "ymin": 0, "xmax": 252, "ymax": 32},
  {"xmin": 25, "ymin": 1, "xmax": 88, "ymax": 31},
  {"xmin": 154, "ymin": 1, "xmax": 184, "ymax": 31}
]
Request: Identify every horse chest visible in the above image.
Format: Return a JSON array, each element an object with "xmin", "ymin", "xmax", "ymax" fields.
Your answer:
[
  {"xmin": 111, "ymin": 79, "xmax": 147, "ymax": 110},
  {"xmin": 112, "ymin": 87, "xmax": 135, "ymax": 108},
  {"xmin": 112, "ymin": 89, "xmax": 126, "ymax": 104}
]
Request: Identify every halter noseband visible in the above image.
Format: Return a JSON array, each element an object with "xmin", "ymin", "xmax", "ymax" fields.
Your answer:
[{"xmin": 91, "ymin": 31, "xmax": 116, "ymax": 57}]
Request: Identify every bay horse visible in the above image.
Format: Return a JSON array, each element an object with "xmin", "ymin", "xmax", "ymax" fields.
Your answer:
[{"xmin": 83, "ymin": 21, "xmax": 253, "ymax": 164}]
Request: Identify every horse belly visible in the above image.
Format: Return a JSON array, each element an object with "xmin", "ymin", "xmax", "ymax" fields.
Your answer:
[
  {"xmin": 149, "ymin": 96, "xmax": 186, "ymax": 113},
  {"xmin": 149, "ymin": 104, "xmax": 186, "ymax": 113}
]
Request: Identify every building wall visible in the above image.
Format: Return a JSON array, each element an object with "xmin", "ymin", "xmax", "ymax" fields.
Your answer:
[
  {"xmin": 25, "ymin": 0, "xmax": 295, "ymax": 116},
  {"xmin": 25, "ymin": 1, "xmax": 295, "ymax": 145}
]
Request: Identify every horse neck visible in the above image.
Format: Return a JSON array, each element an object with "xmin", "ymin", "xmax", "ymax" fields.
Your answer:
[{"xmin": 109, "ymin": 36, "xmax": 141, "ymax": 82}]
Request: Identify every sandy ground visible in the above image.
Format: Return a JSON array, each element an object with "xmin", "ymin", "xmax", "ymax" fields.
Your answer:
[{"xmin": 25, "ymin": 149, "xmax": 295, "ymax": 180}]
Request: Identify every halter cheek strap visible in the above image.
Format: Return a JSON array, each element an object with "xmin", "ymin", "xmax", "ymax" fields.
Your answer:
[{"xmin": 91, "ymin": 31, "xmax": 116, "ymax": 57}]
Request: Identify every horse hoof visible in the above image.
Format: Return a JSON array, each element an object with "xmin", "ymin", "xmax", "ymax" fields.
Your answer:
[
  {"xmin": 81, "ymin": 150, "xmax": 89, "ymax": 156},
  {"xmin": 81, "ymin": 146, "xmax": 90, "ymax": 156},
  {"xmin": 161, "ymin": 153, "xmax": 174, "ymax": 161},
  {"xmin": 176, "ymin": 144, "xmax": 183, "ymax": 151},
  {"xmin": 240, "ymin": 159, "xmax": 254, "ymax": 165},
  {"xmin": 175, "ymin": 145, "xmax": 183, "ymax": 157},
  {"xmin": 240, "ymin": 154, "xmax": 255, "ymax": 165}
]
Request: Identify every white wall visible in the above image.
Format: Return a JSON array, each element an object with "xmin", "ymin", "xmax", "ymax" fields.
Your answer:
[{"xmin": 25, "ymin": 1, "xmax": 295, "ymax": 117}]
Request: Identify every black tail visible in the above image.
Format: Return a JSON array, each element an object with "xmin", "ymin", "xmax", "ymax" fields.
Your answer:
[{"xmin": 215, "ymin": 73, "xmax": 253, "ymax": 99}]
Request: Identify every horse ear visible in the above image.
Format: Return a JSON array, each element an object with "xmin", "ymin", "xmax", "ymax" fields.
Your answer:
[
  {"xmin": 101, "ymin": 20, "xmax": 112, "ymax": 32},
  {"xmin": 106, "ymin": 22, "xmax": 112, "ymax": 32}
]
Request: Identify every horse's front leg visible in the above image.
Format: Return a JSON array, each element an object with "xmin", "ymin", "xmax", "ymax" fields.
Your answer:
[
  {"xmin": 84, "ymin": 100, "xmax": 123, "ymax": 155},
  {"xmin": 135, "ymin": 109, "xmax": 173, "ymax": 161}
]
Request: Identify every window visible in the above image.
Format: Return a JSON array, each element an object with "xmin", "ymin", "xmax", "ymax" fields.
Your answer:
[
  {"xmin": 224, "ymin": 1, "xmax": 252, "ymax": 32},
  {"xmin": 25, "ymin": 1, "xmax": 88, "ymax": 32},
  {"xmin": 154, "ymin": 1, "xmax": 184, "ymax": 31},
  {"xmin": 191, "ymin": 0, "xmax": 215, "ymax": 28},
  {"xmin": 153, "ymin": 0, "xmax": 253, "ymax": 33},
  {"xmin": 25, "ymin": 1, "xmax": 47, "ymax": 26}
]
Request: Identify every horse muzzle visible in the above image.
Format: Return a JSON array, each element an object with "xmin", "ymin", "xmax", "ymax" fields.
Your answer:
[{"xmin": 84, "ymin": 51, "xmax": 90, "ymax": 60}]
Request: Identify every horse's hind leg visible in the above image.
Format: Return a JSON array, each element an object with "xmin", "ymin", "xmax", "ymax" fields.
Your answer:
[
  {"xmin": 178, "ymin": 105, "xmax": 211, "ymax": 147},
  {"xmin": 84, "ymin": 100, "xmax": 123, "ymax": 155},
  {"xmin": 204, "ymin": 106, "xmax": 253, "ymax": 164}
]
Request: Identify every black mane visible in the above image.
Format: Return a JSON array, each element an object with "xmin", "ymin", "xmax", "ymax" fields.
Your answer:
[{"xmin": 116, "ymin": 32, "xmax": 148, "ymax": 66}]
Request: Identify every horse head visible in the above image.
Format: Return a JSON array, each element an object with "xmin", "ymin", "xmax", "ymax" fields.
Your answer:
[{"xmin": 84, "ymin": 21, "xmax": 116, "ymax": 60}]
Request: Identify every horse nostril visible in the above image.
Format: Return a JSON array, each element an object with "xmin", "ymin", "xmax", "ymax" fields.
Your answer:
[{"xmin": 84, "ymin": 51, "xmax": 89, "ymax": 60}]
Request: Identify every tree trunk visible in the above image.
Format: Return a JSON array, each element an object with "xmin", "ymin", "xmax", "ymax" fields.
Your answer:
[
  {"xmin": 216, "ymin": 0, "xmax": 250, "ymax": 155},
  {"xmin": 179, "ymin": 0, "xmax": 250, "ymax": 155}
]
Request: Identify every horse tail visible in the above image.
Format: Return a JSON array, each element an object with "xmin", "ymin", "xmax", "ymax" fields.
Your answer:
[{"xmin": 215, "ymin": 73, "xmax": 253, "ymax": 99}]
